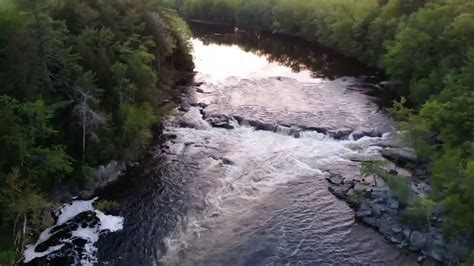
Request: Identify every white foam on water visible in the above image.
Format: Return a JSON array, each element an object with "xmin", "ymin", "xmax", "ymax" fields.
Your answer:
[
  {"xmin": 23, "ymin": 198, "xmax": 124, "ymax": 264},
  {"xmin": 96, "ymin": 211, "xmax": 124, "ymax": 232},
  {"xmin": 274, "ymin": 125, "xmax": 292, "ymax": 136},
  {"xmin": 196, "ymin": 77, "xmax": 391, "ymax": 135},
  {"xmin": 157, "ymin": 69, "xmax": 400, "ymax": 264},
  {"xmin": 72, "ymin": 226, "xmax": 100, "ymax": 265},
  {"xmin": 228, "ymin": 116, "xmax": 240, "ymax": 129},
  {"xmin": 57, "ymin": 198, "xmax": 95, "ymax": 225},
  {"xmin": 157, "ymin": 36, "xmax": 411, "ymax": 265},
  {"xmin": 180, "ymin": 107, "xmax": 211, "ymax": 130},
  {"xmin": 300, "ymin": 130, "xmax": 330, "ymax": 140},
  {"xmin": 24, "ymin": 244, "xmax": 65, "ymax": 263},
  {"xmin": 160, "ymin": 116, "xmax": 389, "ymax": 264}
]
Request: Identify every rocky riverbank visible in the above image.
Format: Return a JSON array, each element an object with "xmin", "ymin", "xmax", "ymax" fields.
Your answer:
[
  {"xmin": 18, "ymin": 77, "xmax": 197, "ymax": 265},
  {"xmin": 326, "ymin": 147, "xmax": 471, "ymax": 264}
]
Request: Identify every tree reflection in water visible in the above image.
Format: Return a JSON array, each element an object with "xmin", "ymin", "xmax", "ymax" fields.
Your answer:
[{"xmin": 190, "ymin": 21, "xmax": 376, "ymax": 80}]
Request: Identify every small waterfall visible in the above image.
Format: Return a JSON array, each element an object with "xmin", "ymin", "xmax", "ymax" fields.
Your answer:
[
  {"xmin": 300, "ymin": 130, "xmax": 330, "ymax": 141},
  {"xmin": 274, "ymin": 125, "xmax": 292, "ymax": 136},
  {"xmin": 22, "ymin": 198, "xmax": 123, "ymax": 265},
  {"xmin": 179, "ymin": 107, "xmax": 212, "ymax": 130},
  {"xmin": 228, "ymin": 116, "xmax": 240, "ymax": 129}
]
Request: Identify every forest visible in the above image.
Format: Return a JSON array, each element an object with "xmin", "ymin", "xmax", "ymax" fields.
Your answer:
[
  {"xmin": 0, "ymin": 0, "xmax": 193, "ymax": 262},
  {"xmin": 164, "ymin": 0, "xmax": 474, "ymax": 258},
  {"xmin": 1, "ymin": 0, "xmax": 474, "ymax": 264}
]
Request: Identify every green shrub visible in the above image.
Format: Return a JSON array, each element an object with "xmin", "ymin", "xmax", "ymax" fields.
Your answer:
[
  {"xmin": 400, "ymin": 197, "xmax": 435, "ymax": 230},
  {"xmin": 94, "ymin": 200, "xmax": 120, "ymax": 213},
  {"xmin": 0, "ymin": 249, "xmax": 15, "ymax": 266},
  {"xmin": 383, "ymin": 174, "xmax": 410, "ymax": 204}
]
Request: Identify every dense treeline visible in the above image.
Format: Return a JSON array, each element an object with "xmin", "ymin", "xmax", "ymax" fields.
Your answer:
[
  {"xmin": 166, "ymin": 0, "xmax": 474, "ymax": 256},
  {"xmin": 0, "ymin": 0, "xmax": 193, "ymax": 262}
]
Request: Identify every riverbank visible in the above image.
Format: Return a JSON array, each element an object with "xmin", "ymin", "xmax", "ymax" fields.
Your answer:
[
  {"xmin": 326, "ymin": 148, "xmax": 471, "ymax": 264},
  {"xmin": 16, "ymin": 78, "xmax": 198, "ymax": 265}
]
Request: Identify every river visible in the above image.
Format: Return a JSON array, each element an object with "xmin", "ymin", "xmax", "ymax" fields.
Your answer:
[
  {"xmin": 22, "ymin": 24, "xmax": 421, "ymax": 265},
  {"xmin": 95, "ymin": 24, "xmax": 419, "ymax": 265}
]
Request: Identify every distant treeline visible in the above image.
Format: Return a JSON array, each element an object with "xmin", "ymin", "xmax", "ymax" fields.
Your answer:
[
  {"xmin": 0, "ymin": 0, "xmax": 193, "ymax": 262},
  {"xmin": 164, "ymin": 0, "xmax": 474, "ymax": 258}
]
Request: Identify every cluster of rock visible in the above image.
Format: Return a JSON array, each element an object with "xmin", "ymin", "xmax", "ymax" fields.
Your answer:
[
  {"xmin": 175, "ymin": 83, "xmax": 388, "ymax": 141},
  {"xmin": 51, "ymin": 160, "xmax": 128, "ymax": 202},
  {"xmin": 178, "ymin": 106, "xmax": 384, "ymax": 143},
  {"xmin": 21, "ymin": 211, "xmax": 100, "ymax": 265},
  {"xmin": 327, "ymin": 172, "xmax": 451, "ymax": 263}
]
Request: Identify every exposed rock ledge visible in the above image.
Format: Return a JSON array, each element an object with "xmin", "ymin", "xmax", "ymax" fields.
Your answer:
[
  {"xmin": 326, "ymin": 168, "xmax": 467, "ymax": 264},
  {"xmin": 50, "ymin": 160, "xmax": 127, "ymax": 202}
]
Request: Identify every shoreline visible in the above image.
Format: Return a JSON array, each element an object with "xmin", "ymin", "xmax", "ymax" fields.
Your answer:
[
  {"xmin": 18, "ymin": 74, "xmax": 197, "ymax": 265},
  {"xmin": 325, "ymin": 153, "xmax": 456, "ymax": 264}
]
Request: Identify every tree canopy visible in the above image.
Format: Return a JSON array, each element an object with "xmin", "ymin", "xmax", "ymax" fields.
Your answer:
[{"xmin": 0, "ymin": 0, "xmax": 194, "ymax": 262}]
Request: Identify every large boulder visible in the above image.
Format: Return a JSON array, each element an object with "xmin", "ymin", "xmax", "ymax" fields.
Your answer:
[
  {"xmin": 327, "ymin": 174, "xmax": 344, "ymax": 185},
  {"xmin": 379, "ymin": 81, "xmax": 391, "ymax": 89},
  {"xmin": 423, "ymin": 231, "xmax": 447, "ymax": 261},
  {"xmin": 372, "ymin": 203, "xmax": 386, "ymax": 217},
  {"xmin": 362, "ymin": 216, "xmax": 377, "ymax": 227},
  {"xmin": 96, "ymin": 160, "xmax": 126, "ymax": 189},
  {"xmin": 205, "ymin": 114, "xmax": 234, "ymax": 129},
  {"xmin": 370, "ymin": 187, "xmax": 391, "ymax": 200},
  {"xmin": 377, "ymin": 219, "xmax": 394, "ymax": 235},
  {"xmin": 329, "ymin": 128, "xmax": 353, "ymax": 140},
  {"xmin": 352, "ymin": 130, "xmax": 383, "ymax": 140},
  {"xmin": 409, "ymin": 231, "xmax": 427, "ymax": 251},
  {"xmin": 179, "ymin": 107, "xmax": 211, "ymax": 130},
  {"xmin": 356, "ymin": 203, "xmax": 373, "ymax": 218},
  {"xmin": 381, "ymin": 147, "xmax": 417, "ymax": 165}
]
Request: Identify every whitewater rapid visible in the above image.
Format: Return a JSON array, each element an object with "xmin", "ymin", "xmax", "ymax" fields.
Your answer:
[
  {"xmin": 160, "ymin": 112, "xmax": 397, "ymax": 264},
  {"xmin": 96, "ymin": 36, "xmax": 417, "ymax": 265},
  {"xmin": 155, "ymin": 38, "xmax": 413, "ymax": 263},
  {"xmin": 23, "ymin": 198, "xmax": 123, "ymax": 265}
]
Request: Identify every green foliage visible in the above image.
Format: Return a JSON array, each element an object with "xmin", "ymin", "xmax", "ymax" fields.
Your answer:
[
  {"xmin": 384, "ymin": 27, "xmax": 433, "ymax": 101},
  {"xmin": 400, "ymin": 197, "xmax": 435, "ymax": 230},
  {"xmin": 0, "ymin": 249, "xmax": 15, "ymax": 266},
  {"xmin": 360, "ymin": 161, "xmax": 410, "ymax": 204},
  {"xmin": 0, "ymin": 168, "xmax": 52, "ymax": 257},
  {"xmin": 392, "ymin": 98, "xmax": 438, "ymax": 158},
  {"xmin": 361, "ymin": 160, "xmax": 389, "ymax": 178},
  {"xmin": 384, "ymin": 174, "xmax": 410, "ymax": 204},
  {"xmin": 93, "ymin": 200, "xmax": 119, "ymax": 212},
  {"xmin": 0, "ymin": 168, "xmax": 51, "ymax": 223},
  {"xmin": 0, "ymin": 96, "xmax": 73, "ymax": 189},
  {"xmin": 347, "ymin": 188, "xmax": 365, "ymax": 206},
  {"xmin": 119, "ymin": 103, "xmax": 157, "ymax": 159},
  {"xmin": 0, "ymin": 0, "xmax": 194, "ymax": 255},
  {"xmin": 361, "ymin": 160, "xmax": 389, "ymax": 187},
  {"xmin": 463, "ymin": 251, "xmax": 474, "ymax": 266}
]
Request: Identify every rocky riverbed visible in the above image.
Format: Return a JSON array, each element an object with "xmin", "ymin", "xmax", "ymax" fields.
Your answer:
[{"xmin": 326, "ymin": 147, "xmax": 467, "ymax": 264}]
